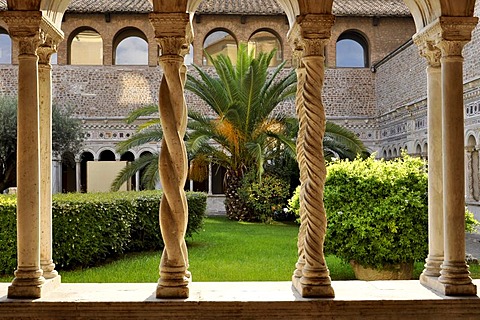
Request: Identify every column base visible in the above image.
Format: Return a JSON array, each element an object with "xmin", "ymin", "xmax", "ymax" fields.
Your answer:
[
  {"xmin": 292, "ymin": 276, "xmax": 335, "ymax": 298},
  {"xmin": 8, "ymin": 275, "xmax": 61, "ymax": 299},
  {"xmin": 156, "ymin": 284, "xmax": 189, "ymax": 299},
  {"xmin": 420, "ymin": 274, "xmax": 477, "ymax": 296}
]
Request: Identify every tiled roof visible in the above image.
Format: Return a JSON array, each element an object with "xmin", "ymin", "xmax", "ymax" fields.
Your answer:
[
  {"xmin": 334, "ymin": 0, "xmax": 410, "ymax": 16},
  {"xmin": 197, "ymin": 0, "xmax": 284, "ymax": 15},
  {"xmin": 0, "ymin": 0, "xmax": 411, "ymax": 17},
  {"xmin": 66, "ymin": 0, "xmax": 152, "ymax": 13}
]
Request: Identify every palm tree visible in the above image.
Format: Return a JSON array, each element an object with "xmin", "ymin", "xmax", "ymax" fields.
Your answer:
[
  {"xmin": 185, "ymin": 43, "xmax": 298, "ymax": 218},
  {"xmin": 111, "ymin": 44, "xmax": 367, "ymax": 220}
]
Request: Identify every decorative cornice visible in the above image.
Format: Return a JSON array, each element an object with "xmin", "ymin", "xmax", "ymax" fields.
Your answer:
[
  {"xmin": 1, "ymin": 11, "xmax": 64, "ymax": 57},
  {"xmin": 149, "ymin": 13, "xmax": 193, "ymax": 57}
]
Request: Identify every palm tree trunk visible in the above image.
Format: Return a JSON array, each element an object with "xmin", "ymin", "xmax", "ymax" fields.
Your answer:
[{"xmin": 224, "ymin": 168, "xmax": 247, "ymax": 220}]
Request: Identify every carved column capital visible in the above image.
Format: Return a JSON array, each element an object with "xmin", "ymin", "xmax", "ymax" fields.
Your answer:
[
  {"xmin": 416, "ymin": 16, "xmax": 478, "ymax": 58},
  {"xmin": 37, "ymin": 39, "xmax": 57, "ymax": 65},
  {"xmin": 288, "ymin": 14, "xmax": 334, "ymax": 57},
  {"xmin": 149, "ymin": 13, "xmax": 193, "ymax": 57},
  {"xmin": 414, "ymin": 38, "xmax": 441, "ymax": 67}
]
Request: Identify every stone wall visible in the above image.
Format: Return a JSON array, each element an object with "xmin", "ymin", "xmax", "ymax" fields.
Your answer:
[{"xmin": 374, "ymin": 43, "xmax": 427, "ymax": 116}]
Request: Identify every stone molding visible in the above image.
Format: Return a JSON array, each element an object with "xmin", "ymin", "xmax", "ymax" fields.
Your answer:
[{"xmin": 149, "ymin": 13, "xmax": 193, "ymax": 57}]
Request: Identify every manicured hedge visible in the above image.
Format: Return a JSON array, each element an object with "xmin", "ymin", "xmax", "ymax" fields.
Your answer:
[{"xmin": 0, "ymin": 191, "xmax": 207, "ymax": 275}]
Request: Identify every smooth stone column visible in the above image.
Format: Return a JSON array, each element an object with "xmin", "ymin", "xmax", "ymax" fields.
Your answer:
[
  {"xmin": 135, "ymin": 170, "xmax": 140, "ymax": 191},
  {"xmin": 437, "ymin": 17, "xmax": 477, "ymax": 296},
  {"xmin": 38, "ymin": 43, "xmax": 59, "ymax": 281},
  {"xmin": 75, "ymin": 160, "xmax": 81, "ymax": 192},
  {"xmin": 413, "ymin": 38, "xmax": 444, "ymax": 285},
  {"xmin": 5, "ymin": 12, "xmax": 45, "ymax": 299},
  {"xmin": 52, "ymin": 158, "xmax": 62, "ymax": 194},
  {"xmin": 208, "ymin": 163, "xmax": 213, "ymax": 195}
]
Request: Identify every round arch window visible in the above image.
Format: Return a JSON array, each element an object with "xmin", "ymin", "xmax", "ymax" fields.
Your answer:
[
  {"xmin": 336, "ymin": 31, "xmax": 369, "ymax": 68},
  {"xmin": 0, "ymin": 29, "xmax": 11, "ymax": 64},
  {"xmin": 203, "ymin": 30, "xmax": 237, "ymax": 66},
  {"xmin": 69, "ymin": 29, "xmax": 103, "ymax": 65},
  {"xmin": 114, "ymin": 28, "xmax": 148, "ymax": 65},
  {"xmin": 248, "ymin": 30, "xmax": 282, "ymax": 67}
]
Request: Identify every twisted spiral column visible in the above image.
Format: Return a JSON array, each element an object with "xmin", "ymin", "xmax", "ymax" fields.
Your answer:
[
  {"xmin": 299, "ymin": 54, "xmax": 333, "ymax": 293},
  {"xmin": 293, "ymin": 65, "xmax": 307, "ymax": 279},
  {"xmin": 157, "ymin": 55, "xmax": 190, "ymax": 298},
  {"xmin": 289, "ymin": 14, "xmax": 335, "ymax": 298},
  {"xmin": 150, "ymin": 13, "xmax": 192, "ymax": 299}
]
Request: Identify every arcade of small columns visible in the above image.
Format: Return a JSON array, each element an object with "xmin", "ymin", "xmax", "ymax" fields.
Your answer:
[{"xmin": 1, "ymin": 4, "xmax": 479, "ymax": 299}]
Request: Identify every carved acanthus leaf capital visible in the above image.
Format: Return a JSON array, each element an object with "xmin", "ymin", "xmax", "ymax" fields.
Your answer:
[
  {"xmin": 414, "ymin": 38, "xmax": 441, "ymax": 67},
  {"xmin": 37, "ymin": 41, "xmax": 57, "ymax": 65},
  {"xmin": 415, "ymin": 16, "xmax": 478, "ymax": 58},
  {"xmin": 149, "ymin": 13, "xmax": 193, "ymax": 57},
  {"xmin": 289, "ymin": 14, "xmax": 334, "ymax": 57}
]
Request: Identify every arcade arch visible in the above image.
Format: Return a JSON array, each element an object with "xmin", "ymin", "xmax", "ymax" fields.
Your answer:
[
  {"xmin": 113, "ymin": 28, "xmax": 149, "ymax": 65},
  {"xmin": 336, "ymin": 30, "xmax": 369, "ymax": 68},
  {"xmin": 1, "ymin": 0, "xmax": 479, "ymax": 302},
  {"xmin": 0, "ymin": 28, "xmax": 11, "ymax": 64},
  {"xmin": 248, "ymin": 29, "xmax": 283, "ymax": 67},
  {"xmin": 68, "ymin": 27, "xmax": 103, "ymax": 65},
  {"xmin": 202, "ymin": 29, "xmax": 237, "ymax": 65}
]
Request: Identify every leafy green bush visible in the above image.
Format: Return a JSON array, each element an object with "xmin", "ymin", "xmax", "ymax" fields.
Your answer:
[
  {"xmin": 288, "ymin": 155, "xmax": 479, "ymax": 269},
  {"xmin": 466, "ymin": 207, "xmax": 480, "ymax": 233},
  {"xmin": 238, "ymin": 173, "xmax": 291, "ymax": 222},
  {"xmin": 0, "ymin": 196, "xmax": 16, "ymax": 275},
  {"xmin": 323, "ymin": 155, "xmax": 428, "ymax": 269},
  {"xmin": 0, "ymin": 191, "xmax": 207, "ymax": 275}
]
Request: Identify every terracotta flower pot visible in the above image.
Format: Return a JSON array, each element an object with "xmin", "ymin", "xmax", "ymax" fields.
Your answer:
[{"xmin": 350, "ymin": 260, "xmax": 414, "ymax": 280}]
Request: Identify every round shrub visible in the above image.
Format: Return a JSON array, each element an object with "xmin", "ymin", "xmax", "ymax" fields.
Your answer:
[
  {"xmin": 323, "ymin": 155, "xmax": 428, "ymax": 269},
  {"xmin": 288, "ymin": 155, "xmax": 434, "ymax": 269},
  {"xmin": 238, "ymin": 173, "xmax": 291, "ymax": 222}
]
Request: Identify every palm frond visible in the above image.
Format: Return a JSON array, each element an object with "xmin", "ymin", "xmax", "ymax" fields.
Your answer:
[
  {"xmin": 116, "ymin": 129, "xmax": 162, "ymax": 154},
  {"xmin": 110, "ymin": 153, "xmax": 158, "ymax": 191},
  {"xmin": 125, "ymin": 105, "xmax": 158, "ymax": 124}
]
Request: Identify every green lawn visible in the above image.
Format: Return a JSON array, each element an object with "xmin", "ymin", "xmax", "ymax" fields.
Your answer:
[{"xmin": 1, "ymin": 216, "xmax": 479, "ymax": 282}]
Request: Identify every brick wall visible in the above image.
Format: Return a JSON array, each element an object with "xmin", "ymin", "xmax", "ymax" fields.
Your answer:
[
  {"xmin": 327, "ymin": 16, "xmax": 415, "ymax": 67},
  {"xmin": 374, "ymin": 44, "xmax": 426, "ymax": 116}
]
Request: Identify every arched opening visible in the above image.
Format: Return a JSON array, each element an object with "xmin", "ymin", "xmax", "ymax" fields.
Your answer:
[
  {"xmin": 416, "ymin": 144, "xmax": 422, "ymax": 156},
  {"xmin": 99, "ymin": 150, "xmax": 116, "ymax": 161},
  {"xmin": 113, "ymin": 28, "xmax": 148, "ymax": 65},
  {"xmin": 185, "ymin": 43, "xmax": 194, "ymax": 65},
  {"xmin": 423, "ymin": 142, "xmax": 428, "ymax": 158},
  {"xmin": 388, "ymin": 149, "xmax": 392, "ymax": 159},
  {"xmin": 0, "ymin": 28, "xmax": 11, "ymax": 64},
  {"xmin": 211, "ymin": 164, "xmax": 226, "ymax": 194},
  {"xmin": 336, "ymin": 30, "xmax": 369, "ymax": 68},
  {"xmin": 61, "ymin": 151, "xmax": 76, "ymax": 193},
  {"xmin": 383, "ymin": 150, "xmax": 387, "ymax": 159},
  {"xmin": 203, "ymin": 29, "xmax": 237, "ymax": 66},
  {"xmin": 120, "ymin": 151, "xmax": 136, "ymax": 191},
  {"xmin": 69, "ymin": 28, "xmax": 103, "ymax": 65},
  {"xmin": 248, "ymin": 29, "xmax": 282, "ymax": 67},
  {"xmin": 80, "ymin": 152, "xmax": 94, "ymax": 193},
  {"xmin": 467, "ymin": 135, "xmax": 479, "ymax": 201},
  {"xmin": 139, "ymin": 151, "xmax": 153, "ymax": 190}
]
